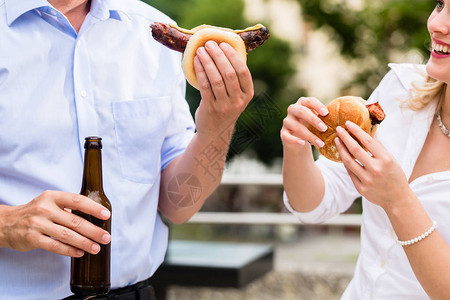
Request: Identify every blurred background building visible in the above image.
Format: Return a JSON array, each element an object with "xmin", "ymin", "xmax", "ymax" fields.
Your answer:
[{"xmin": 145, "ymin": 0, "xmax": 434, "ymax": 298}]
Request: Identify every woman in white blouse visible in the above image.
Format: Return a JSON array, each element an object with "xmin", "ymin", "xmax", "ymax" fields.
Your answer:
[{"xmin": 281, "ymin": 1, "xmax": 450, "ymax": 299}]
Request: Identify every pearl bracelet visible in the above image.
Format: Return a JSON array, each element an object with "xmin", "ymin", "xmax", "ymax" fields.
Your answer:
[{"xmin": 396, "ymin": 221, "xmax": 437, "ymax": 246}]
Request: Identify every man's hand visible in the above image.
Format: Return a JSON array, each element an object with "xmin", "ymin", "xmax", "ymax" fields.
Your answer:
[
  {"xmin": 193, "ymin": 41, "xmax": 254, "ymax": 140},
  {"xmin": 0, "ymin": 190, "xmax": 111, "ymax": 257},
  {"xmin": 158, "ymin": 41, "xmax": 255, "ymax": 224}
]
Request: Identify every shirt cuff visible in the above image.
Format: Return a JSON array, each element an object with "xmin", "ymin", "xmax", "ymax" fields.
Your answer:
[
  {"xmin": 283, "ymin": 179, "xmax": 332, "ymax": 224},
  {"xmin": 160, "ymin": 129, "xmax": 195, "ymax": 171}
]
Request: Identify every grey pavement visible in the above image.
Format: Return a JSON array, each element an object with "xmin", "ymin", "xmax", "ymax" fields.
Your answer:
[{"xmin": 166, "ymin": 233, "xmax": 360, "ymax": 299}]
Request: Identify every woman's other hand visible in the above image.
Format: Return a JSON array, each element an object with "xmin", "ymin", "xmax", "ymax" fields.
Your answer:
[
  {"xmin": 280, "ymin": 97, "xmax": 329, "ymax": 151},
  {"xmin": 335, "ymin": 120, "xmax": 411, "ymax": 210}
]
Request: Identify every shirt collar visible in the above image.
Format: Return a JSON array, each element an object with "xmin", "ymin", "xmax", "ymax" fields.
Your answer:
[
  {"xmin": 89, "ymin": 0, "xmax": 128, "ymax": 21},
  {"xmin": 5, "ymin": 0, "xmax": 125, "ymax": 26},
  {"xmin": 5, "ymin": 0, "xmax": 49, "ymax": 26}
]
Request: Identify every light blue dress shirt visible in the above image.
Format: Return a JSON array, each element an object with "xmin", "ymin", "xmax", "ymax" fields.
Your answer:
[{"xmin": 0, "ymin": 0, "xmax": 195, "ymax": 298}]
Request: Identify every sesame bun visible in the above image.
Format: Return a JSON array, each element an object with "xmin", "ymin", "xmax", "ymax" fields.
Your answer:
[
  {"xmin": 309, "ymin": 96, "xmax": 378, "ymax": 162},
  {"xmin": 181, "ymin": 26, "xmax": 247, "ymax": 90}
]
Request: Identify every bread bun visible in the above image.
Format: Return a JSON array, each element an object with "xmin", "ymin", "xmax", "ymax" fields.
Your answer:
[
  {"xmin": 182, "ymin": 26, "xmax": 247, "ymax": 90},
  {"xmin": 309, "ymin": 96, "xmax": 378, "ymax": 162}
]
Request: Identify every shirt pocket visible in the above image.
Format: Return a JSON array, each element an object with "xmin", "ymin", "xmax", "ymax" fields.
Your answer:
[{"xmin": 112, "ymin": 97, "xmax": 172, "ymax": 184}]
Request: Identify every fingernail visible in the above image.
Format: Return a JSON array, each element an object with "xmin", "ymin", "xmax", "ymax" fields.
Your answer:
[
  {"xmin": 315, "ymin": 139, "xmax": 325, "ymax": 148},
  {"xmin": 102, "ymin": 233, "xmax": 111, "ymax": 243},
  {"xmin": 92, "ymin": 244, "xmax": 100, "ymax": 254},
  {"xmin": 205, "ymin": 41, "xmax": 217, "ymax": 50},
  {"xmin": 297, "ymin": 139, "xmax": 306, "ymax": 146},
  {"xmin": 335, "ymin": 137, "xmax": 341, "ymax": 146},
  {"xmin": 320, "ymin": 108, "xmax": 329, "ymax": 116},
  {"xmin": 219, "ymin": 42, "xmax": 229, "ymax": 51},
  {"xmin": 336, "ymin": 126, "xmax": 344, "ymax": 134},
  {"xmin": 101, "ymin": 209, "xmax": 110, "ymax": 219},
  {"xmin": 345, "ymin": 121, "xmax": 354, "ymax": 128},
  {"xmin": 318, "ymin": 123, "xmax": 328, "ymax": 132},
  {"xmin": 197, "ymin": 47, "xmax": 206, "ymax": 56},
  {"xmin": 76, "ymin": 250, "xmax": 84, "ymax": 257}
]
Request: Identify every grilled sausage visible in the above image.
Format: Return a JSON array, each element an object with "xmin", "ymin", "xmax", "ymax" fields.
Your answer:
[
  {"xmin": 150, "ymin": 22, "xmax": 270, "ymax": 53},
  {"xmin": 150, "ymin": 22, "xmax": 191, "ymax": 52},
  {"xmin": 366, "ymin": 102, "xmax": 386, "ymax": 125}
]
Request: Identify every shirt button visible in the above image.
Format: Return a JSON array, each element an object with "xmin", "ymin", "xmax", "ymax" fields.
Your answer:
[
  {"xmin": 80, "ymin": 90, "xmax": 87, "ymax": 97},
  {"xmin": 427, "ymin": 176, "xmax": 434, "ymax": 183},
  {"xmin": 49, "ymin": 9, "xmax": 57, "ymax": 16},
  {"xmin": 380, "ymin": 260, "xmax": 386, "ymax": 268}
]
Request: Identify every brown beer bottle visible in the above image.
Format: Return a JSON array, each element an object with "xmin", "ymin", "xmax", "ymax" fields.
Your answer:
[{"xmin": 70, "ymin": 137, "xmax": 112, "ymax": 296}]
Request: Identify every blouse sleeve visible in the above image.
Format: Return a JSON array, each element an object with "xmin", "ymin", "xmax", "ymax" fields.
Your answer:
[{"xmin": 284, "ymin": 156, "xmax": 360, "ymax": 224}]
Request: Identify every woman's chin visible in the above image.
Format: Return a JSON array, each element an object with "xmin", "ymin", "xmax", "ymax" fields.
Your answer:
[{"xmin": 426, "ymin": 59, "xmax": 450, "ymax": 83}]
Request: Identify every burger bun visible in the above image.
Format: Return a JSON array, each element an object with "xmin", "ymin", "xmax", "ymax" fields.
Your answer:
[
  {"xmin": 182, "ymin": 27, "xmax": 247, "ymax": 90},
  {"xmin": 308, "ymin": 96, "xmax": 378, "ymax": 162}
]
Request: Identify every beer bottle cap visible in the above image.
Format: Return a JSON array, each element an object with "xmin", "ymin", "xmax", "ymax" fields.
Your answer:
[{"xmin": 84, "ymin": 136, "xmax": 102, "ymax": 149}]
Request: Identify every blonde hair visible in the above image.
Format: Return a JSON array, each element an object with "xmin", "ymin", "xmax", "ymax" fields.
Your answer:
[{"xmin": 408, "ymin": 74, "xmax": 445, "ymax": 112}]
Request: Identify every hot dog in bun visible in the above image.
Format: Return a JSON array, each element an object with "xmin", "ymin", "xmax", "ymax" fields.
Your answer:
[
  {"xmin": 151, "ymin": 23, "xmax": 270, "ymax": 89},
  {"xmin": 308, "ymin": 96, "xmax": 385, "ymax": 162}
]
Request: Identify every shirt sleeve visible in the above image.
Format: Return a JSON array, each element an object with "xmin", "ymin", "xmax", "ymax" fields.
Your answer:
[
  {"xmin": 160, "ymin": 66, "xmax": 196, "ymax": 170},
  {"xmin": 284, "ymin": 156, "xmax": 360, "ymax": 224}
]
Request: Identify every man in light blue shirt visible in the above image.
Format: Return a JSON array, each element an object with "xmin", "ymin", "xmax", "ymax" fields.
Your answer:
[{"xmin": 0, "ymin": 0, "xmax": 255, "ymax": 298}]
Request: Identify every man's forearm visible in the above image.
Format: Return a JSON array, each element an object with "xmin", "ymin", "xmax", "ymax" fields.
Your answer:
[
  {"xmin": 158, "ymin": 127, "xmax": 234, "ymax": 224},
  {"xmin": 0, "ymin": 205, "xmax": 10, "ymax": 248}
]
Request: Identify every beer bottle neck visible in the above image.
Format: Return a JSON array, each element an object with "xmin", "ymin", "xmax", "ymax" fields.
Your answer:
[{"xmin": 81, "ymin": 148, "xmax": 104, "ymax": 193}]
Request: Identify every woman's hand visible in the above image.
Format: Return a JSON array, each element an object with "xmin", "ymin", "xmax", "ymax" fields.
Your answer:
[
  {"xmin": 0, "ymin": 191, "xmax": 111, "ymax": 257},
  {"xmin": 280, "ymin": 97, "xmax": 329, "ymax": 150},
  {"xmin": 193, "ymin": 41, "xmax": 254, "ymax": 140},
  {"xmin": 335, "ymin": 120, "xmax": 411, "ymax": 210}
]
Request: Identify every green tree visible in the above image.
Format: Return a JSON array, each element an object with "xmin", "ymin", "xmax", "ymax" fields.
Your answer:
[{"xmin": 298, "ymin": 0, "xmax": 434, "ymax": 97}]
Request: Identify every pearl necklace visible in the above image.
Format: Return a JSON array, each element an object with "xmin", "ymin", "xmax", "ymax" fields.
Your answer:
[{"xmin": 436, "ymin": 111, "xmax": 450, "ymax": 137}]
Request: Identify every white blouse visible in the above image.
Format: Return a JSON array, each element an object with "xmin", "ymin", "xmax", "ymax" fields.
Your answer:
[{"xmin": 284, "ymin": 63, "xmax": 450, "ymax": 299}]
